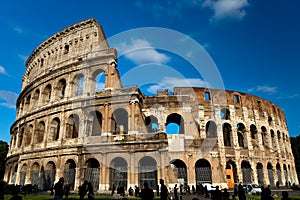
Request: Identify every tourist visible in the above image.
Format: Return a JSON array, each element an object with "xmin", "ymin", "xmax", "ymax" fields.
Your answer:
[
  {"xmin": 238, "ymin": 183, "xmax": 246, "ymax": 200},
  {"xmin": 111, "ymin": 184, "xmax": 116, "ymax": 196},
  {"xmin": 159, "ymin": 179, "xmax": 168, "ymax": 200},
  {"xmin": 54, "ymin": 177, "xmax": 64, "ymax": 200},
  {"xmin": 79, "ymin": 180, "xmax": 88, "ymax": 200},
  {"xmin": 64, "ymin": 184, "xmax": 70, "ymax": 199},
  {"xmin": 87, "ymin": 182, "xmax": 94, "ymax": 200},
  {"xmin": 222, "ymin": 188, "xmax": 230, "ymax": 200},
  {"xmin": 173, "ymin": 184, "xmax": 178, "ymax": 200},
  {"xmin": 281, "ymin": 191, "xmax": 291, "ymax": 200},
  {"xmin": 140, "ymin": 182, "xmax": 154, "ymax": 200}
]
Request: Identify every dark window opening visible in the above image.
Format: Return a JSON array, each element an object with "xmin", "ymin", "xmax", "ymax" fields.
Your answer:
[
  {"xmin": 205, "ymin": 92, "xmax": 211, "ymax": 101},
  {"xmin": 64, "ymin": 45, "xmax": 69, "ymax": 54},
  {"xmin": 234, "ymin": 95, "xmax": 240, "ymax": 103}
]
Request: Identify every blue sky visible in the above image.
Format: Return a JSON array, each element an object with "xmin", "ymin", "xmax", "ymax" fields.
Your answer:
[{"xmin": 0, "ymin": 0, "xmax": 300, "ymax": 142}]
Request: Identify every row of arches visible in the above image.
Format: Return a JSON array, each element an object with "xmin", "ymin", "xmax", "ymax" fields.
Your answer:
[
  {"xmin": 7, "ymin": 157, "xmax": 213, "ymax": 191},
  {"xmin": 19, "ymin": 70, "xmax": 106, "ymax": 117}
]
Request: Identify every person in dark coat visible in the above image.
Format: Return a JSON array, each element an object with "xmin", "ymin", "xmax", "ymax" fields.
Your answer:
[
  {"xmin": 159, "ymin": 179, "xmax": 168, "ymax": 200},
  {"xmin": 87, "ymin": 182, "xmax": 94, "ymax": 200},
  {"xmin": 140, "ymin": 182, "xmax": 154, "ymax": 200},
  {"xmin": 79, "ymin": 181, "xmax": 88, "ymax": 200},
  {"xmin": 173, "ymin": 184, "xmax": 178, "ymax": 200},
  {"xmin": 54, "ymin": 177, "xmax": 64, "ymax": 200},
  {"xmin": 238, "ymin": 183, "xmax": 246, "ymax": 200}
]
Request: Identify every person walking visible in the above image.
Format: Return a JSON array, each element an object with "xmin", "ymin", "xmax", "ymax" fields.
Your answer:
[
  {"xmin": 87, "ymin": 182, "xmax": 94, "ymax": 200},
  {"xmin": 140, "ymin": 182, "xmax": 154, "ymax": 200},
  {"xmin": 54, "ymin": 177, "xmax": 65, "ymax": 200},
  {"xmin": 159, "ymin": 179, "xmax": 168, "ymax": 200}
]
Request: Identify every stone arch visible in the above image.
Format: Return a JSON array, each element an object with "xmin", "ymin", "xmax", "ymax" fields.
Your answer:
[
  {"xmin": 206, "ymin": 121, "xmax": 217, "ymax": 138},
  {"xmin": 31, "ymin": 162, "xmax": 40, "ymax": 186},
  {"xmin": 112, "ymin": 108, "xmax": 128, "ymax": 135},
  {"xmin": 241, "ymin": 160, "xmax": 252, "ymax": 184},
  {"xmin": 11, "ymin": 164, "xmax": 18, "ymax": 184},
  {"xmin": 223, "ymin": 123, "xmax": 232, "ymax": 147},
  {"xmin": 92, "ymin": 69, "xmax": 106, "ymax": 92},
  {"xmin": 256, "ymin": 163, "xmax": 264, "ymax": 185},
  {"xmin": 110, "ymin": 157, "xmax": 128, "ymax": 190},
  {"xmin": 226, "ymin": 160, "xmax": 237, "ymax": 188},
  {"xmin": 170, "ymin": 159, "xmax": 187, "ymax": 184},
  {"xmin": 32, "ymin": 89, "xmax": 40, "ymax": 107},
  {"xmin": 64, "ymin": 159, "xmax": 76, "ymax": 190},
  {"xmin": 56, "ymin": 78, "xmax": 67, "ymax": 99},
  {"xmin": 166, "ymin": 113, "xmax": 185, "ymax": 134},
  {"xmin": 25, "ymin": 124, "xmax": 33, "ymax": 146},
  {"xmin": 73, "ymin": 74, "xmax": 84, "ymax": 95},
  {"xmin": 283, "ymin": 164, "xmax": 288, "ymax": 184},
  {"xmin": 195, "ymin": 159, "xmax": 211, "ymax": 183},
  {"xmin": 261, "ymin": 126, "xmax": 268, "ymax": 146},
  {"xmin": 45, "ymin": 161, "xmax": 56, "ymax": 190},
  {"xmin": 89, "ymin": 111, "xmax": 102, "ymax": 136},
  {"xmin": 85, "ymin": 158, "xmax": 100, "ymax": 191},
  {"xmin": 138, "ymin": 156, "xmax": 157, "ymax": 189},
  {"xmin": 25, "ymin": 94, "xmax": 31, "ymax": 111},
  {"xmin": 35, "ymin": 121, "xmax": 45, "ymax": 144},
  {"xmin": 145, "ymin": 115, "xmax": 158, "ymax": 133},
  {"xmin": 17, "ymin": 127, "xmax": 24, "ymax": 148},
  {"xmin": 66, "ymin": 114, "xmax": 79, "ymax": 138},
  {"xmin": 19, "ymin": 164, "xmax": 27, "ymax": 186},
  {"xmin": 43, "ymin": 84, "xmax": 52, "ymax": 103},
  {"xmin": 267, "ymin": 162, "xmax": 274, "ymax": 186},
  {"xmin": 237, "ymin": 123, "xmax": 246, "ymax": 148},
  {"xmin": 270, "ymin": 129, "xmax": 276, "ymax": 148},
  {"xmin": 276, "ymin": 163, "xmax": 282, "ymax": 184},
  {"xmin": 49, "ymin": 118, "xmax": 60, "ymax": 142}
]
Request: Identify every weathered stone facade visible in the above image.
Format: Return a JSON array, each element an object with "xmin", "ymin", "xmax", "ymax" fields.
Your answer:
[{"xmin": 4, "ymin": 18, "xmax": 298, "ymax": 191}]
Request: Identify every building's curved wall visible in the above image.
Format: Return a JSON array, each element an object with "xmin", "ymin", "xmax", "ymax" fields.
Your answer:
[{"xmin": 5, "ymin": 19, "xmax": 298, "ymax": 192}]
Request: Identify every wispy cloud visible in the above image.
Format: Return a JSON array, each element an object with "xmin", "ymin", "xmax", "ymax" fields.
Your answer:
[
  {"xmin": 14, "ymin": 26, "xmax": 23, "ymax": 34},
  {"xmin": 203, "ymin": 0, "xmax": 250, "ymax": 22},
  {"xmin": 0, "ymin": 90, "xmax": 18, "ymax": 109},
  {"xmin": 117, "ymin": 39, "xmax": 170, "ymax": 65},
  {"xmin": 277, "ymin": 93, "xmax": 299, "ymax": 100},
  {"xmin": 0, "ymin": 66, "xmax": 7, "ymax": 75},
  {"xmin": 18, "ymin": 54, "xmax": 28, "ymax": 61},
  {"xmin": 147, "ymin": 77, "xmax": 209, "ymax": 94},
  {"xmin": 248, "ymin": 85, "xmax": 278, "ymax": 94}
]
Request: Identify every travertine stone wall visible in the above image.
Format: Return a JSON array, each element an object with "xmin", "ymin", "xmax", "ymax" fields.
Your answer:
[{"xmin": 4, "ymin": 18, "xmax": 298, "ymax": 192}]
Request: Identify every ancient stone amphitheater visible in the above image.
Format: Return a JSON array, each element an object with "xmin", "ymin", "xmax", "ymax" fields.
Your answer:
[{"xmin": 4, "ymin": 18, "xmax": 298, "ymax": 192}]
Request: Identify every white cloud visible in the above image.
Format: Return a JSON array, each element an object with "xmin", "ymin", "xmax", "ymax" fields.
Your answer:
[
  {"xmin": 14, "ymin": 26, "xmax": 23, "ymax": 34},
  {"xmin": 18, "ymin": 54, "xmax": 28, "ymax": 61},
  {"xmin": 147, "ymin": 77, "xmax": 210, "ymax": 94},
  {"xmin": 117, "ymin": 39, "xmax": 170, "ymax": 65},
  {"xmin": 203, "ymin": 0, "xmax": 250, "ymax": 22},
  {"xmin": 0, "ymin": 66, "xmax": 6, "ymax": 75},
  {"xmin": 248, "ymin": 85, "xmax": 278, "ymax": 94},
  {"xmin": 0, "ymin": 90, "xmax": 18, "ymax": 109}
]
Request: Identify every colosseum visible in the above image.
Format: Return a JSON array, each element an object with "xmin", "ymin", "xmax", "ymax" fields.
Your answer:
[{"xmin": 4, "ymin": 18, "xmax": 298, "ymax": 192}]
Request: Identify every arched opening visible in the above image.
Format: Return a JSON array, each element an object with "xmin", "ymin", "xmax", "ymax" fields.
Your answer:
[
  {"xmin": 250, "ymin": 124, "xmax": 257, "ymax": 140},
  {"xmin": 85, "ymin": 158, "xmax": 100, "ymax": 191},
  {"xmin": 241, "ymin": 161, "xmax": 252, "ymax": 184},
  {"xmin": 195, "ymin": 159, "xmax": 211, "ymax": 184},
  {"xmin": 276, "ymin": 163, "xmax": 282, "ymax": 185},
  {"xmin": 112, "ymin": 108, "xmax": 128, "ymax": 135},
  {"xmin": 31, "ymin": 162, "xmax": 40, "ymax": 186},
  {"xmin": 271, "ymin": 130, "xmax": 276, "ymax": 149},
  {"xmin": 32, "ymin": 89, "xmax": 40, "ymax": 107},
  {"xmin": 74, "ymin": 74, "xmax": 84, "ymax": 95},
  {"xmin": 166, "ymin": 113, "xmax": 184, "ymax": 134},
  {"xmin": 43, "ymin": 84, "xmax": 52, "ymax": 103},
  {"xmin": 283, "ymin": 164, "xmax": 288, "ymax": 184},
  {"xmin": 267, "ymin": 163, "xmax": 274, "ymax": 186},
  {"xmin": 45, "ymin": 162, "xmax": 56, "ymax": 190},
  {"xmin": 50, "ymin": 118, "xmax": 60, "ymax": 142},
  {"xmin": 25, "ymin": 95, "xmax": 31, "ymax": 111},
  {"xmin": 145, "ymin": 115, "xmax": 158, "ymax": 133},
  {"xmin": 25, "ymin": 125, "xmax": 33, "ymax": 146},
  {"xmin": 11, "ymin": 165, "xmax": 18, "ymax": 184},
  {"xmin": 64, "ymin": 159, "xmax": 76, "ymax": 190},
  {"xmin": 226, "ymin": 160, "xmax": 237, "ymax": 188},
  {"xmin": 93, "ymin": 70, "xmax": 106, "ymax": 92},
  {"xmin": 56, "ymin": 79, "xmax": 67, "ymax": 99},
  {"xmin": 35, "ymin": 121, "xmax": 45, "ymax": 144},
  {"xmin": 110, "ymin": 157, "xmax": 128, "ymax": 190},
  {"xmin": 223, "ymin": 123, "xmax": 232, "ymax": 147},
  {"xmin": 90, "ymin": 111, "xmax": 102, "ymax": 136},
  {"xmin": 138, "ymin": 156, "xmax": 157, "ymax": 189},
  {"xmin": 170, "ymin": 159, "xmax": 187, "ymax": 184},
  {"xmin": 19, "ymin": 164, "xmax": 27, "ymax": 186},
  {"xmin": 17, "ymin": 127, "xmax": 24, "ymax": 148},
  {"xmin": 261, "ymin": 126, "xmax": 267, "ymax": 146},
  {"xmin": 256, "ymin": 163, "xmax": 264, "ymax": 185},
  {"xmin": 237, "ymin": 123, "xmax": 246, "ymax": 148},
  {"xmin": 206, "ymin": 121, "xmax": 217, "ymax": 138},
  {"xmin": 66, "ymin": 114, "xmax": 79, "ymax": 138},
  {"xmin": 220, "ymin": 108, "xmax": 230, "ymax": 120}
]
